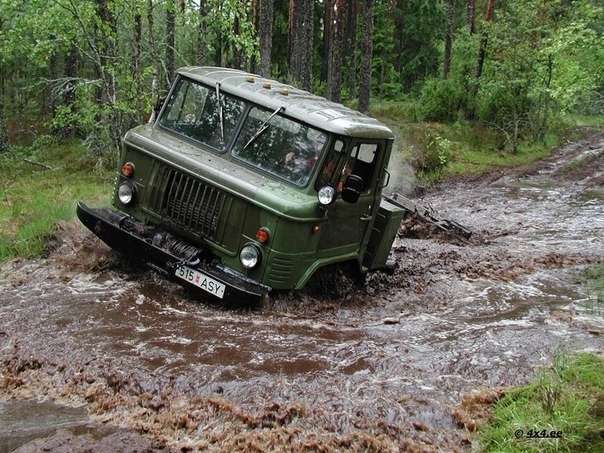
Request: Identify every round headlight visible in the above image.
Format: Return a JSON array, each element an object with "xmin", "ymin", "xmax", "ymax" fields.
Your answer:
[
  {"xmin": 317, "ymin": 185, "xmax": 336, "ymax": 206},
  {"xmin": 118, "ymin": 182, "xmax": 136, "ymax": 205},
  {"xmin": 239, "ymin": 244, "xmax": 261, "ymax": 269}
]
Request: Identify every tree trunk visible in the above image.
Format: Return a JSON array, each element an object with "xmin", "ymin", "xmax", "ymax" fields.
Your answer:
[
  {"xmin": 467, "ymin": 0, "xmax": 495, "ymax": 119},
  {"xmin": 147, "ymin": 0, "xmax": 160, "ymax": 105},
  {"xmin": 475, "ymin": 0, "xmax": 495, "ymax": 82},
  {"xmin": 466, "ymin": 0, "xmax": 475, "ymax": 34},
  {"xmin": 358, "ymin": 0, "xmax": 373, "ymax": 114},
  {"xmin": 443, "ymin": 0, "xmax": 455, "ymax": 80},
  {"xmin": 95, "ymin": 0, "xmax": 117, "ymax": 106},
  {"xmin": 327, "ymin": 0, "xmax": 343, "ymax": 102},
  {"xmin": 258, "ymin": 0, "xmax": 274, "ymax": 77},
  {"xmin": 197, "ymin": 0, "xmax": 207, "ymax": 65},
  {"xmin": 215, "ymin": 2, "xmax": 223, "ymax": 67},
  {"xmin": 55, "ymin": 44, "xmax": 79, "ymax": 138},
  {"xmin": 321, "ymin": 0, "xmax": 331, "ymax": 82},
  {"xmin": 0, "ymin": 98, "xmax": 9, "ymax": 153},
  {"xmin": 232, "ymin": 16, "xmax": 243, "ymax": 69},
  {"xmin": 95, "ymin": 0, "xmax": 120, "ymax": 153},
  {"xmin": 288, "ymin": 0, "xmax": 314, "ymax": 90},
  {"xmin": 394, "ymin": 0, "xmax": 406, "ymax": 76},
  {"xmin": 165, "ymin": 0, "xmax": 176, "ymax": 90},
  {"xmin": 344, "ymin": 1, "xmax": 357, "ymax": 100},
  {"xmin": 133, "ymin": 7, "xmax": 144, "ymax": 123},
  {"xmin": 538, "ymin": 53, "xmax": 553, "ymax": 142}
]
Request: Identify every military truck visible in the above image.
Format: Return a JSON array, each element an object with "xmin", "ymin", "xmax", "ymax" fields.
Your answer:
[{"xmin": 77, "ymin": 66, "xmax": 406, "ymax": 302}]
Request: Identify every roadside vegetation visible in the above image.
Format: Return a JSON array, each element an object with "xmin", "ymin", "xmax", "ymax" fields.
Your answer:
[
  {"xmin": 583, "ymin": 263, "xmax": 604, "ymax": 308},
  {"xmin": 0, "ymin": 138, "xmax": 111, "ymax": 261},
  {"xmin": 476, "ymin": 352, "xmax": 604, "ymax": 452},
  {"xmin": 476, "ymin": 265, "xmax": 604, "ymax": 452}
]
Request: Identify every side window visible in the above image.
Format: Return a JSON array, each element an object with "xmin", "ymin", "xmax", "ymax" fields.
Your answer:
[
  {"xmin": 317, "ymin": 141, "xmax": 380, "ymax": 193},
  {"xmin": 347, "ymin": 143, "xmax": 378, "ymax": 192}
]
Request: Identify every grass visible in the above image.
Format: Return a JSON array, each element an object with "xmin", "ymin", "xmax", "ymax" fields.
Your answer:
[
  {"xmin": 582, "ymin": 262, "xmax": 604, "ymax": 315},
  {"xmin": 374, "ymin": 106, "xmax": 603, "ymax": 180},
  {"xmin": 0, "ymin": 138, "xmax": 112, "ymax": 261},
  {"xmin": 477, "ymin": 352, "xmax": 604, "ymax": 452}
]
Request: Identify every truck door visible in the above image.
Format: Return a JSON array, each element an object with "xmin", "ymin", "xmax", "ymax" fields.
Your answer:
[{"xmin": 317, "ymin": 139, "xmax": 383, "ymax": 256}]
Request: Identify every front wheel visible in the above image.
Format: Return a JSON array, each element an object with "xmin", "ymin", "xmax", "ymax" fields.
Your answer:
[{"xmin": 304, "ymin": 261, "xmax": 365, "ymax": 299}]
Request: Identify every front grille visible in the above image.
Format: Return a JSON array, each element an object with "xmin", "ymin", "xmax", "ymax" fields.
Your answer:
[{"xmin": 148, "ymin": 164, "xmax": 230, "ymax": 241}]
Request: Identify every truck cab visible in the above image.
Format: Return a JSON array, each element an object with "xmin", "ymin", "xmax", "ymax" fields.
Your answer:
[{"xmin": 77, "ymin": 67, "xmax": 405, "ymax": 302}]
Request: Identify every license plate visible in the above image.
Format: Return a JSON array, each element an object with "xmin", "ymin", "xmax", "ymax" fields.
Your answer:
[{"xmin": 175, "ymin": 265, "xmax": 226, "ymax": 299}]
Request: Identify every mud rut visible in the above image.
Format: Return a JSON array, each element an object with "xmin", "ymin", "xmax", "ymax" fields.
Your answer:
[{"xmin": 1, "ymin": 134, "xmax": 603, "ymax": 452}]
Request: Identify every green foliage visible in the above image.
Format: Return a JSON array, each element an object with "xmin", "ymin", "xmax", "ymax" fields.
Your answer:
[
  {"xmin": 396, "ymin": 0, "xmax": 445, "ymax": 89},
  {"xmin": 406, "ymin": 125, "xmax": 453, "ymax": 177},
  {"xmin": 404, "ymin": 0, "xmax": 604, "ymax": 153},
  {"xmin": 473, "ymin": 0, "xmax": 604, "ymax": 147},
  {"xmin": 203, "ymin": 0, "xmax": 260, "ymax": 67},
  {"xmin": 477, "ymin": 352, "xmax": 604, "ymax": 452},
  {"xmin": 0, "ymin": 140, "xmax": 111, "ymax": 261},
  {"xmin": 582, "ymin": 262, "xmax": 604, "ymax": 307},
  {"xmin": 371, "ymin": 2, "xmax": 401, "ymax": 101},
  {"xmin": 418, "ymin": 77, "xmax": 464, "ymax": 122},
  {"xmin": 1, "ymin": 0, "xmax": 602, "ymax": 166}
]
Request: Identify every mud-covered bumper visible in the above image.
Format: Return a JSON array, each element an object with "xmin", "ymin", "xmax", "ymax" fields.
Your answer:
[{"xmin": 76, "ymin": 202, "xmax": 271, "ymax": 302}]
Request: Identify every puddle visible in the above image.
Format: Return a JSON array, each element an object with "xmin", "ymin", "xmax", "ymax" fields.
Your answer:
[{"xmin": 0, "ymin": 400, "xmax": 88, "ymax": 453}]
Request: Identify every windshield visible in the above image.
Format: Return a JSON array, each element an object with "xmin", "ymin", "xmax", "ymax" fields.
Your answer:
[
  {"xmin": 159, "ymin": 78, "xmax": 329, "ymax": 187},
  {"xmin": 158, "ymin": 78, "xmax": 244, "ymax": 150},
  {"xmin": 232, "ymin": 106, "xmax": 327, "ymax": 186}
]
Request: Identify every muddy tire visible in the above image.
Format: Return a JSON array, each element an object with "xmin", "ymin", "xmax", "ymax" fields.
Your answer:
[{"xmin": 304, "ymin": 262, "xmax": 365, "ymax": 299}]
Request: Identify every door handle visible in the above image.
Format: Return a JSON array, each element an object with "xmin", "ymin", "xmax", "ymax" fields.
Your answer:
[{"xmin": 360, "ymin": 214, "xmax": 373, "ymax": 221}]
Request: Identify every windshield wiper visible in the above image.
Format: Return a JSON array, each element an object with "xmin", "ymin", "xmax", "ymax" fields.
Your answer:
[
  {"xmin": 243, "ymin": 106, "xmax": 284, "ymax": 150},
  {"xmin": 215, "ymin": 82, "xmax": 225, "ymax": 142}
]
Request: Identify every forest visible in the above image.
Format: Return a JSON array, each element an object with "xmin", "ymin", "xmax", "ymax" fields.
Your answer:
[{"xmin": 0, "ymin": 0, "xmax": 602, "ymax": 164}]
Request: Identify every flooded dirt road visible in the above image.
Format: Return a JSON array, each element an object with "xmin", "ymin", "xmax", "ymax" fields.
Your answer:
[{"xmin": 1, "ymin": 134, "xmax": 603, "ymax": 451}]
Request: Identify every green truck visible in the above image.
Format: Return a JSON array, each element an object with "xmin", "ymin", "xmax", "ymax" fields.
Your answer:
[{"xmin": 77, "ymin": 66, "xmax": 406, "ymax": 302}]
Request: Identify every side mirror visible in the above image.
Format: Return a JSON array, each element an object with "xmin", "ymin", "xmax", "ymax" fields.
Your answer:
[
  {"xmin": 148, "ymin": 96, "xmax": 166, "ymax": 124},
  {"xmin": 341, "ymin": 175, "xmax": 363, "ymax": 203}
]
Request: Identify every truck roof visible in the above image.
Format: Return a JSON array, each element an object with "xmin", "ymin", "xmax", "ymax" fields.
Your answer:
[{"xmin": 177, "ymin": 66, "xmax": 394, "ymax": 140}]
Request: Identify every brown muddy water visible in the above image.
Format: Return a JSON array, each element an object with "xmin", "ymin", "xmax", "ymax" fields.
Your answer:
[{"xmin": 1, "ymin": 134, "xmax": 603, "ymax": 452}]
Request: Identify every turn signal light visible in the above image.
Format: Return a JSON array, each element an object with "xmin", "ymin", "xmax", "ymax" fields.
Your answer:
[
  {"xmin": 121, "ymin": 162, "xmax": 135, "ymax": 177},
  {"xmin": 255, "ymin": 228, "xmax": 270, "ymax": 244}
]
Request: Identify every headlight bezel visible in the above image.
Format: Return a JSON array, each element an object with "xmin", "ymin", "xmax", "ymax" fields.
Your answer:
[
  {"xmin": 239, "ymin": 243, "xmax": 262, "ymax": 270},
  {"xmin": 317, "ymin": 185, "xmax": 336, "ymax": 206},
  {"xmin": 117, "ymin": 181, "xmax": 137, "ymax": 205}
]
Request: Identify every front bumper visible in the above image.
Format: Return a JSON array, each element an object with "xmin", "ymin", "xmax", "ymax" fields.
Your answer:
[{"xmin": 76, "ymin": 202, "xmax": 271, "ymax": 302}]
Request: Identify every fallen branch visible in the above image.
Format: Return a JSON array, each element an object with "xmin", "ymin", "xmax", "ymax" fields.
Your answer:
[{"xmin": 24, "ymin": 158, "xmax": 53, "ymax": 170}]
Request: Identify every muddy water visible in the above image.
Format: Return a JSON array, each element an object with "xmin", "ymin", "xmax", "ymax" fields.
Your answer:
[{"xmin": 1, "ymin": 135, "xmax": 602, "ymax": 451}]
